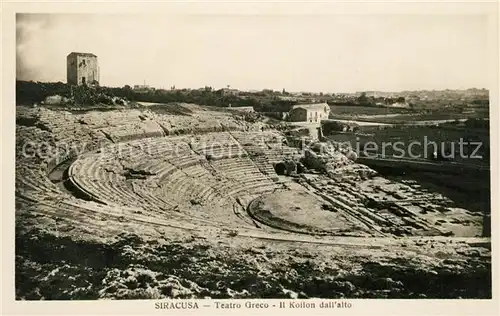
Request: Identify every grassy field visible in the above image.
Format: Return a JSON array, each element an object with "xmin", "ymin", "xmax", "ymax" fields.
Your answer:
[
  {"xmin": 329, "ymin": 105, "xmax": 414, "ymax": 116},
  {"xmin": 327, "ymin": 124, "xmax": 489, "ymax": 165},
  {"xmin": 329, "ymin": 105, "xmax": 489, "ymax": 123},
  {"xmin": 367, "ymin": 125, "xmax": 489, "ymax": 163}
]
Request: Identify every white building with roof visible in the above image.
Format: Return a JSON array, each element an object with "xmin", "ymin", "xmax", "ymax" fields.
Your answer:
[{"xmin": 288, "ymin": 103, "xmax": 330, "ymax": 123}]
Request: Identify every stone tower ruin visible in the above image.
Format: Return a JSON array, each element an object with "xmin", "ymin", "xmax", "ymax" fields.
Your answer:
[{"xmin": 67, "ymin": 52, "xmax": 99, "ymax": 86}]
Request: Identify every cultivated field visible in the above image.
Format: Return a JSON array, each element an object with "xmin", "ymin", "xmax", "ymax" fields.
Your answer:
[{"xmin": 328, "ymin": 105, "xmax": 489, "ymax": 124}]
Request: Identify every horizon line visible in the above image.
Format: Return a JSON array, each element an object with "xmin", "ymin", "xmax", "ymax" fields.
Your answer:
[{"xmin": 14, "ymin": 79, "xmax": 490, "ymax": 95}]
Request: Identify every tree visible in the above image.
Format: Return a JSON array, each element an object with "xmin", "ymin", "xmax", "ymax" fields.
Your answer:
[{"xmin": 357, "ymin": 92, "xmax": 368, "ymax": 105}]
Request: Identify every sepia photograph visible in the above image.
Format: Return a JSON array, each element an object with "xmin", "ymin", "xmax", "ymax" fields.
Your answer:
[{"xmin": 3, "ymin": 1, "xmax": 498, "ymax": 313}]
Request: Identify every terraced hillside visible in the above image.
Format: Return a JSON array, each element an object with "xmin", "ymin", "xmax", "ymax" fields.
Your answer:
[{"xmin": 15, "ymin": 104, "xmax": 491, "ymax": 299}]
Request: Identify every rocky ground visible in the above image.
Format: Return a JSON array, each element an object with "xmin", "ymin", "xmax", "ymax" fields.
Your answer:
[{"xmin": 15, "ymin": 223, "xmax": 491, "ymax": 300}]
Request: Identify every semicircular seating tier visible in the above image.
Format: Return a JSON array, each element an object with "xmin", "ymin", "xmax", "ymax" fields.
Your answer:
[{"xmin": 67, "ymin": 132, "xmax": 290, "ymax": 231}]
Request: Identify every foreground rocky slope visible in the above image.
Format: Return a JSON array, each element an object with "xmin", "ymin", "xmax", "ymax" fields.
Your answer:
[{"xmin": 16, "ymin": 226, "xmax": 491, "ymax": 300}]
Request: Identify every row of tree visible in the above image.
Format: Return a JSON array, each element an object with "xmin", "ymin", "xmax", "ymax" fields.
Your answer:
[
  {"xmin": 16, "ymin": 81, "xmax": 298, "ymax": 110},
  {"xmin": 21, "ymin": 81, "xmax": 486, "ymax": 113},
  {"xmin": 16, "ymin": 81, "xmax": 387, "ymax": 111}
]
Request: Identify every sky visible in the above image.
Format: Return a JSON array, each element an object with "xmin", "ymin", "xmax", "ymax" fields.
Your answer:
[{"xmin": 16, "ymin": 13, "xmax": 489, "ymax": 93}]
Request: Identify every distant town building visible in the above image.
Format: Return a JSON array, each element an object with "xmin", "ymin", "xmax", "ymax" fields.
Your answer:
[
  {"xmin": 288, "ymin": 103, "xmax": 330, "ymax": 123},
  {"xmin": 221, "ymin": 88, "xmax": 240, "ymax": 96},
  {"xmin": 278, "ymin": 96, "xmax": 298, "ymax": 102},
  {"xmin": 389, "ymin": 102, "xmax": 410, "ymax": 108},
  {"xmin": 67, "ymin": 52, "xmax": 99, "ymax": 86},
  {"xmin": 133, "ymin": 84, "xmax": 155, "ymax": 94}
]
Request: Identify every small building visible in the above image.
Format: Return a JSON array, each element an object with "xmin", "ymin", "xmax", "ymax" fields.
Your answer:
[
  {"xmin": 288, "ymin": 103, "xmax": 330, "ymax": 123},
  {"xmin": 221, "ymin": 88, "xmax": 240, "ymax": 96},
  {"xmin": 133, "ymin": 84, "xmax": 155, "ymax": 94},
  {"xmin": 278, "ymin": 96, "xmax": 298, "ymax": 102},
  {"xmin": 67, "ymin": 52, "xmax": 99, "ymax": 86}
]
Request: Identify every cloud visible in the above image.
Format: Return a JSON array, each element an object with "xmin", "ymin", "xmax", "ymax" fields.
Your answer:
[{"xmin": 16, "ymin": 14, "xmax": 54, "ymax": 81}]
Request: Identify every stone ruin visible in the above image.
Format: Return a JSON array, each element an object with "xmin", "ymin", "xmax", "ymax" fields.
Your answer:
[
  {"xmin": 271, "ymin": 140, "xmax": 364, "ymax": 179},
  {"xmin": 274, "ymin": 159, "xmax": 299, "ymax": 176}
]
